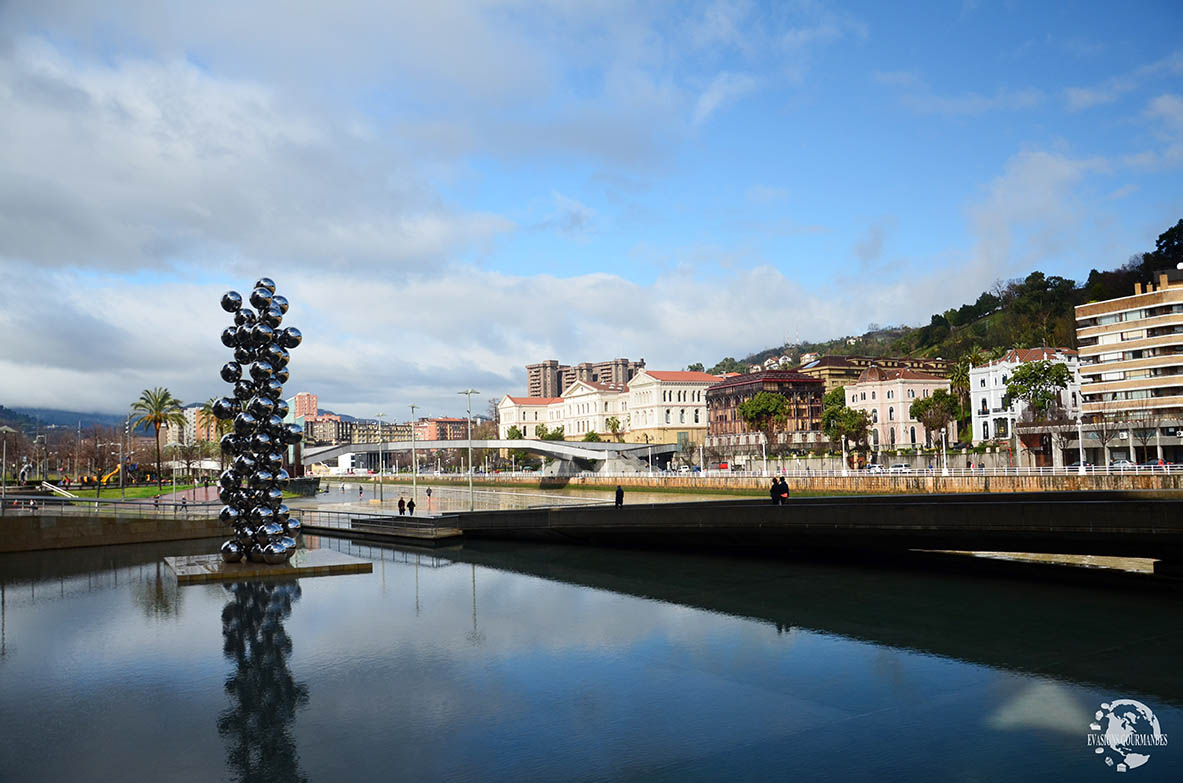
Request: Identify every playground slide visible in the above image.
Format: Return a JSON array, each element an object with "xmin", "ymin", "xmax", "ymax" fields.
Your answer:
[{"xmin": 101, "ymin": 464, "xmax": 122, "ymax": 484}]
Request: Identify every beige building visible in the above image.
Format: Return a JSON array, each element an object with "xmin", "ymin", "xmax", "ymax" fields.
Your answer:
[
  {"xmin": 798, "ymin": 355, "xmax": 950, "ymax": 393},
  {"xmin": 848, "ymin": 367, "xmax": 953, "ymax": 451},
  {"xmin": 1075, "ymin": 268, "xmax": 1183, "ymax": 422},
  {"xmin": 498, "ymin": 396, "xmax": 563, "ymax": 438},
  {"xmin": 622, "ymin": 370, "xmax": 717, "ymax": 445}
]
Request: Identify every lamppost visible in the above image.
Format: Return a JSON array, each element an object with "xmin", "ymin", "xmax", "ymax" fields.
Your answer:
[
  {"xmin": 1076, "ymin": 415, "xmax": 1086, "ymax": 475},
  {"xmin": 941, "ymin": 428, "xmax": 949, "ymax": 476},
  {"xmin": 409, "ymin": 403, "xmax": 419, "ymax": 500},
  {"xmin": 0, "ymin": 425, "xmax": 16, "ymax": 504},
  {"xmin": 375, "ymin": 412, "xmax": 386, "ymax": 503},
  {"xmin": 458, "ymin": 389, "xmax": 479, "ymax": 511}
]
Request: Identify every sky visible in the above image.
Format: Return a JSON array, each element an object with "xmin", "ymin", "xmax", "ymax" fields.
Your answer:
[{"xmin": 0, "ymin": 1, "xmax": 1180, "ymax": 420}]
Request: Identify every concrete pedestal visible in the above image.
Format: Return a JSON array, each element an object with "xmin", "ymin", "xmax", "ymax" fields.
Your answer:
[{"xmin": 165, "ymin": 547, "xmax": 372, "ymax": 584}]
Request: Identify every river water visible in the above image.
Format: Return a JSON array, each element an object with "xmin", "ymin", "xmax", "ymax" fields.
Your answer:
[{"xmin": 1, "ymin": 534, "xmax": 1180, "ymax": 781}]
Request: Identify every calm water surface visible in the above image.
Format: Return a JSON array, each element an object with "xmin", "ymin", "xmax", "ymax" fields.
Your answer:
[{"xmin": 1, "ymin": 536, "xmax": 1180, "ymax": 782}]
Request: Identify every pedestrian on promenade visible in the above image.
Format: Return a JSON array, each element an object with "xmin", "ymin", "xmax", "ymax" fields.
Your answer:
[
  {"xmin": 615, "ymin": 485, "xmax": 624, "ymax": 508},
  {"xmin": 153, "ymin": 494, "xmax": 159, "ymax": 510},
  {"xmin": 359, "ymin": 485, "xmax": 364, "ymax": 498},
  {"xmin": 407, "ymin": 498, "xmax": 416, "ymax": 516},
  {"xmin": 398, "ymin": 496, "xmax": 406, "ymax": 515},
  {"xmin": 181, "ymin": 497, "xmax": 187, "ymax": 513},
  {"xmin": 778, "ymin": 477, "xmax": 789, "ymax": 505},
  {"xmin": 769, "ymin": 479, "xmax": 779, "ymax": 505}
]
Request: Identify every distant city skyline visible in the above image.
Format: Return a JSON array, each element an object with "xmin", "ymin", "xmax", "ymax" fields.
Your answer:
[{"xmin": 0, "ymin": 2, "xmax": 1180, "ymax": 418}]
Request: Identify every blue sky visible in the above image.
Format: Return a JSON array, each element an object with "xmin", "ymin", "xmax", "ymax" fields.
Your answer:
[{"xmin": 0, "ymin": 1, "xmax": 1180, "ymax": 418}]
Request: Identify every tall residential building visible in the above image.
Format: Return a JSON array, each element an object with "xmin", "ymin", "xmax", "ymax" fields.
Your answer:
[
  {"xmin": 183, "ymin": 406, "xmax": 218, "ymax": 442},
  {"xmin": 289, "ymin": 392, "xmax": 318, "ymax": 419},
  {"xmin": 968, "ymin": 348, "xmax": 1080, "ymax": 444},
  {"xmin": 1075, "ymin": 268, "xmax": 1183, "ymax": 422},
  {"xmin": 526, "ymin": 357, "xmax": 645, "ymax": 397},
  {"xmin": 414, "ymin": 417, "xmax": 470, "ymax": 441},
  {"xmin": 797, "ymin": 355, "xmax": 950, "ymax": 393},
  {"xmin": 706, "ymin": 370, "xmax": 826, "ymax": 454}
]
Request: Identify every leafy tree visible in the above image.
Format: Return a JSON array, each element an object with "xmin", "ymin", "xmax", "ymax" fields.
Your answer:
[
  {"xmin": 685, "ymin": 362, "xmax": 705, "ymax": 372},
  {"xmin": 1004, "ymin": 360, "xmax": 1071, "ymax": 416},
  {"xmin": 604, "ymin": 415, "xmax": 623, "ymax": 442},
  {"xmin": 1144, "ymin": 218, "xmax": 1183, "ymax": 271},
  {"xmin": 737, "ymin": 391, "xmax": 788, "ymax": 446},
  {"xmin": 707, "ymin": 357, "xmax": 747, "ymax": 375},
  {"xmin": 534, "ymin": 424, "xmax": 566, "ymax": 440},
  {"xmin": 581, "ymin": 431, "xmax": 602, "ymax": 442},
  {"xmin": 821, "ymin": 386, "xmax": 871, "ymax": 451},
  {"xmin": 130, "ymin": 387, "xmax": 186, "ymax": 489},
  {"xmin": 948, "ymin": 359, "xmax": 970, "ymax": 413},
  {"xmin": 506, "ymin": 425, "xmax": 524, "ymax": 439},
  {"xmin": 909, "ymin": 389, "xmax": 958, "ymax": 442}
]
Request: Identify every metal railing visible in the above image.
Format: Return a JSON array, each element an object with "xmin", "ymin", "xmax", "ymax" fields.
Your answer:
[
  {"xmin": 559, "ymin": 464, "xmax": 1183, "ymax": 479},
  {"xmin": 0, "ymin": 495, "xmax": 220, "ymax": 519}
]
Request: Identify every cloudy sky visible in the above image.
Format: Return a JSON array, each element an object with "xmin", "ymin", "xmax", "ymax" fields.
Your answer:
[{"xmin": 0, "ymin": 1, "xmax": 1180, "ymax": 420}]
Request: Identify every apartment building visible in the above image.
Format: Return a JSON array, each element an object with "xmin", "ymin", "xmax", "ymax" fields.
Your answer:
[
  {"xmin": 526, "ymin": 357, "xmax": 645, "ymax": 398},
  {"xmin": 414, "ymin": 417, "xmax": 470, "ymax": 441},
  {"xmin": 351, "ymin": 420, "xmax": 407, "ymax": 444},
  {"xmin": 848, "ymin": 366, "xmax": 954, "ymax": 450},
  {"xmin": 1076, "ymin": 268, "xmax": 1183, "ymax": 422},
  {"xmin": 968, "ymin": 348, "xmax": 1080, "ymax": 443},
  {"xmin": 288, "ymin": 392, "xmax": 318, "ymax": 419}
]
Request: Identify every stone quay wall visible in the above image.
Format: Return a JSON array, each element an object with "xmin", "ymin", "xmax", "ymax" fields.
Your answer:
[
  {"xmin": 0, "ymin": 513, "xmax": 223, "ymax": 553},
  {"xmin": 369, "ymin": 473, "xmax": 1183, "ymax": 495}
]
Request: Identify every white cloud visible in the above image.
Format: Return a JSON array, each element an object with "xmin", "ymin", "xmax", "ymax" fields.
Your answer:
[
  {"xmin": 902, "ymin": 86, "xmax": 1045, "ymax": 116},
  {"xmin": 693, "ymin": 71, "xmax": 759, "ymax": 125},
  {"xmin": 1064, "ymin": 50, "xmax": 1183, "ymax": 111}
]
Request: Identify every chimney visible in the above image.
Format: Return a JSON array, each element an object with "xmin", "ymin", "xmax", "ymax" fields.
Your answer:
[
  {"xmin": 1135, "ymin": 282, "xmax": 1143, "ymax": 294},
  {"xmin": 1160, "ymin": 273, "xmax": 1169, "ymax": 289}
]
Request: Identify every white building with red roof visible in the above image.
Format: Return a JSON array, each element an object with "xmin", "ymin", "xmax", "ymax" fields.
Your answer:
[
  {"xmin": 968, "ymin": 347, "xmax": 1080, "ymax": 444},
  {"xmin": 497, "ymin": 369, "xmax": 722, "ymax": 444}
]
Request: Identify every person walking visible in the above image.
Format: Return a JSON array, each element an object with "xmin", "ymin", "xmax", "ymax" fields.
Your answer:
[
  {"xmin": 407, "ymin": 498, "xmax": 416, "ymax": 516},
  {"xmin": 359, "ymin": 485, "xmax": 364, "ymax": 498},
  {"xmin": 769, "ymin": 479, "xmax": 779, "ymax": 505},
  {"xmin": 614, "ymin": 485, "xmax": 624, "ymax": 508},
  {"xmin": 778, "ymin": 477, "xmax": 789, "ymax": 505},
  {"xmin": 397, "ymin": 496, "xmax": 406, "ymax": 515}
]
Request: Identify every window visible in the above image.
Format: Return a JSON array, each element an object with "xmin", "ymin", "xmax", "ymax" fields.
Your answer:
[
  {"xmin": 861, "ymin": 392, "xmax": 866, "ymax": 401},
  {"xmin": 872, "ymin": 410, "xmax": 878, "ymax": 423},
  {"xmin": 980, "ymin": 378, "xmax": 986, "ymax": 387},
  {"xmin": 889, "ymin": 407, "xmax": 894, "ymax": 421},
  {"xmin": 694, "ymin": 410, "xmax": 700, "ymax": 424},
  {"xmin": 887, "ymin": 390, "xmax": 893, "ymax": 399},
  {"xmin": 851, "ymin": 395, "xmax": 857, "ymax": 404},
  {"xmin": 665, "ymin": 409, "xmax": 671, "ymax": 424},
  {"xmin": 982, "ymin": 421, "xmax": 989, "ymax": 439},
  {"xmin": 890, "ymin": 428, "xmax": 896, "ymax": 446},
  {"xmin": 980, "ymin": 398, "xmax": 988, "ymax": 414},
  {"xmin": 871, "ymin": 391, "xmax": 876, "ymax": 400},
  {"xmin": 910, "ymin": 426, "xmax": 916, "ymax": 445},
  {"xmin": 680, "ymin": 409, "xmax": 685, "ymax": 423}
]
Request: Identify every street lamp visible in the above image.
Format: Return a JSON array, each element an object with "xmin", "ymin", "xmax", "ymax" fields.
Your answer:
[
  {"xmin": 0, "ymin": 425, "xmax": 16, "ymax": 504},
  {"xmin": 409, "ymin": 403, "xmax": 419, "ymax": 501},
  {"xmin": 375, "ymin": 413, "xmax": 386, "ymax": 503},
  {"xmin": 1076, "ymin": 415, "xmax": 1086, "ymax": 475},
  {"xmin": 457, "ymin": 389, "xmax": 479, "ymax": 511}
]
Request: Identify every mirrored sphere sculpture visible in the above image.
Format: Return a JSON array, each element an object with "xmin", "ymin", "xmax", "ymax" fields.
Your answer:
[{"xmin": 217, "ymin": 282, "xmax": 303, "ymax": 564}]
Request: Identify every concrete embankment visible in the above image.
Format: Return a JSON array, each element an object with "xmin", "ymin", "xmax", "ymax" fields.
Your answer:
[
  {"xmin": 0, "ymin": 513, "xmax": 223, "ymax": 552},
  {"xmin": 363, "ymin": 472, "xmax": 1183, "ymax": 495}
]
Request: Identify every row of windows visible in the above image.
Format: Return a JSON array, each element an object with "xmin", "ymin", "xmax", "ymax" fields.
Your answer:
[
  {"xmin": 663, "ymin": 389, "xmax": 702, "ymax": 402},
  {"xmin": 851, "ymin": 387, "xmax": 934, "ymax": 404},
  {"xmin": 869, "ymin": 426, "xmax": 938, "ymax": 447}
]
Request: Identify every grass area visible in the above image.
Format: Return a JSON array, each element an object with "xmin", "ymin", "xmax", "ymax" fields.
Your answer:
[{"xmin": 68, "ymin": 484, "xmax": 199, "ymax": 499}]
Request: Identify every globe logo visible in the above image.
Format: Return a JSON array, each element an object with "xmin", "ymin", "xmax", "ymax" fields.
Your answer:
[{"xmin": 1087, "ymin": 699, "xmax": 1168, "ymax": 772}]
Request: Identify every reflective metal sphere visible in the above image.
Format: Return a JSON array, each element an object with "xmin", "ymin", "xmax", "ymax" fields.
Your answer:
[
  {"xmin": 248, "ymin": 360, "xmax": 274, "ymax": 382},
  {"xmin": 254, "ymin": 277, "xmax": 277, "ymax": 294},
  {"xmin": 273, "ymin": 398, "xmax": 289, "ymax": 418},
  {"xmin": 219, "ymin": 505, "xmax": 241, "ymax": 524},
  {"xmin": 221, "ymin": 540, "xmax": 245, "ymax": 562},
  {"xmin": 262, "ymin": 305, "xmax": 284, "ymax": 328},
  {"xmin": 271, "ymin": 294, "xmax": 289, "ymax": 314},
  {"xmin": 220, "ymin": 362, "xmax": 242, "ymax": 383},
  {"xmin": 218, "ymin": 469, "xmax": 241, "ymax": 490},
  {"xmin": 220, "ymin": 326, "xmax": 239, "ymax": 348},
  {"xmin": 247, "ymin": 395, "xmax": 275, "ymax": 418},
  {"xmin": 265, "ymin": 486, "xmax": 284, "ymax": 505},
  {"xmin": 278, "ymin": 536, "xmax": 297, "ymax": 551},
  {"xmin": 249, "ymin": 468, "xmax": 274, "ymax": 488},
  {"xmin": 220, "ymin": 291, "xmax": 243, "ymax": 312},
  {"xmin": 249, "ymin": 286, "xmax": 274, "ymax": 310},
  {"xmin": 233, "ymin": 380, "xmax": 255, "ymax": 400},
  {"xmin": 233, "ymin": 345, "xmax": 256, "ymax": 365},
  {"xmin": 233, "ymin": 307, "xmax": 257, "ymax": 326},
  {"xmin": 250, "ymin": 322, "xmax": 275, "ymax": 347},
  {"xmin": 274, "ymin": 368, "xmax": 290, "ymax": 385},
  {"xmin": 212, "ymin": 397, "xmax": 237, "ymax": 420},
  {"xmin": 279, "ymin": 327, "xmax": 302, "ymax": 349},
  {"xmin": 232, "ymin": 454, "xmax": 257, "ymax": 473},
  {"xmin": 251, "ymin": 433, "xmax": 274, "ymax": 453},
  {"xmin": 284, "ymin": 518, "xmax": 301, "ymax": 537},
  {"xmin": 282, "ymin": 422, "xmax": 303, "ymax": 445},
  {"xmin": 262, "ymin": 542, "xmax": 288, "ymax": 564},
  {"xmin": 233, "ymin": 411, "xmax": 258, "ymax": 434},
  {"xmin": 275, "ymin": 504, "xmax": 290, "ymax": 523},
  {"xmin": 247, "ymin": 544, "xmax": 266, "ymax": 563},
  {"xmin": 219, "ymin": 432, "xmax": 240, "ymax": 454},
  {"xmin": 273, "ymin": 468, "xmax": 290, "ymax": 483},
  {"xmin": 262, "ymin": 521, "xmax": 285, "ymax": 541}
]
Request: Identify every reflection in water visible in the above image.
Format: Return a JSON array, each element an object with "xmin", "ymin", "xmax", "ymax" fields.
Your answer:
[{"xmin": 218, "ymin": 582, "xmax": 309, "ymax": 783}]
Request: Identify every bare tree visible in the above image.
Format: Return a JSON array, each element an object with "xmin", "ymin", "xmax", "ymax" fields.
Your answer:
[
  {"xmin": 1088, "ymin": 403, "xmax": 1124, "ymax": 465},
  {"xmin": 1130, "ymin": 409, "xmax": 1163, "ymax": 463}
]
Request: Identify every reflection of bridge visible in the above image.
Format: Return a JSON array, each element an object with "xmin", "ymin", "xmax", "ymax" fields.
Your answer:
[{"xmin": 302, "ymin": 440, "xmax": 681, "ymax": 474}]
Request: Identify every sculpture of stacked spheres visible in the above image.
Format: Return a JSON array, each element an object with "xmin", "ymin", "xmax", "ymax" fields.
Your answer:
[{"xmin": 215, "ymin": 278, "xmax": 304, "ymax": 565}]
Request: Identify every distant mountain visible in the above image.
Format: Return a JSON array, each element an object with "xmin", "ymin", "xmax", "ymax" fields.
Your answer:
[
  {"xmin": 318, "ymin": 408, "xmax": 360, "ymax": 423},
  {"xmin": 9, "ymin": 407, "xmax": 156, "ymax": 435}
]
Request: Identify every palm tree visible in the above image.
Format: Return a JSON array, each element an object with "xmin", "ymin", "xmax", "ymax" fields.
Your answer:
[
  {"xmin": 131, "ymin": 387, "xmax": 186, "ymax": 489},
  {"xmin": 949, "ymin": 358, "xmax": 970, "ymax": 412}
]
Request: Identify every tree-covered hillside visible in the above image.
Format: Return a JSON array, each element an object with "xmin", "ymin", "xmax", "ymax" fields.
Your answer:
[{"xmin": 699, "ymin": 218, "xmax": 1182, "ymax": 371}]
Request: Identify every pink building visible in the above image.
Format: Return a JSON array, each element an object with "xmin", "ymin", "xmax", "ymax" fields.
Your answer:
[{"xmin": 289, "ymin": 392, "xmax": 318, "ymax": 419}]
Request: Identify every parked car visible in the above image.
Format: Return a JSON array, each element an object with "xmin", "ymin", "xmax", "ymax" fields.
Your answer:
[
  {"xmin": 1066, "ymin": 460, "xmax": 1092, "ymax": 468},
  {"xmin": 677, "ymin": 465, "xmax": 691, "ymax": 473},
  {"xmin": 888, "ymin": 463, "xmax": 910, "ymax": 474},
  {"xmin": 1141, "ymin": 459, "xmax": 1170, "ymax": 469},
  {"xmin": 865, "ymin": 463, "xmax": 885, "ymax": 474},
  {"xmin": 1109, "ymin": 459, "xmax": 1134, "ymax": 468}
]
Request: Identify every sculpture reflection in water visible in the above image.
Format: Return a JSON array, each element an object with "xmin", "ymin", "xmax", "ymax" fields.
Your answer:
[
  {"xmin": 218, "ymin": 581, "xmax": 309, "ymax": 783},
  {"xmin": 213, "ymin": 278, "xmax": 305, "ymax": 564}
]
